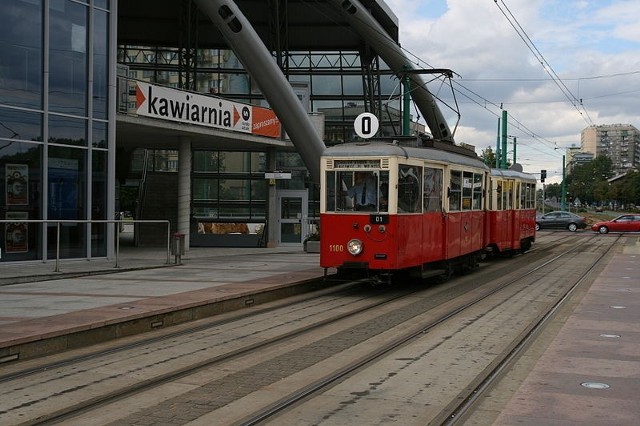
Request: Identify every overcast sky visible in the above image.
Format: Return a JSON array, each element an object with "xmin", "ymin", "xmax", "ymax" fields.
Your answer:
[{"xmin": 385, "ymin": 0, "xmax": 640, "ymax": 183}]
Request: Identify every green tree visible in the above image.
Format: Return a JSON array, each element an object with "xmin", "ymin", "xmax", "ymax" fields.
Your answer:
[
  {"xmin": 565, "ymin": 155, "xmax": 613, "ymax": 205},
  {"xmin": 593, "ymin": 181, "xmax": 610, "ymax": 203},
  {"xmin": 620, "ymin": 170, "xmax": 640, "ymax": 205},
  {"xmin": 479, "ymin": 147, "xmax": 497, "ymax": 167},
  {"xmin": 479, "ymin": 147, "xmax": 511, "ymax": 169},
  {"xmin": 543, "ymin": 183, "xmax": 562, "ymax": 200}
]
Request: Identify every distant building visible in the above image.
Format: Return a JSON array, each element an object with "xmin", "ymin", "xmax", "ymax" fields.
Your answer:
[
  {"xmin": 581, "ymin": 124, "xmax": 640, "ymax": 175},
  {"xmin": 565, "ymin": 145, "xmax": 594, "ymax": 173}
]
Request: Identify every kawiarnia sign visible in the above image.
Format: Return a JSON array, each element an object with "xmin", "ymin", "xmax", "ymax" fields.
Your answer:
[{"xmin": 135, "ymin": 82, "xmax": 281, "ymax": 138}]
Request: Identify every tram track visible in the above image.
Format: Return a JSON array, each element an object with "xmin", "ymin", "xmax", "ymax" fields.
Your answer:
[
  {"xmin": 438, "ymin": 233, "xmax": 621, "ymax": 425},
  {"xmin": 0, "ymin": 233, "xmax": 614, "ymax": 425},
  {"xmin": 235, "ymin": 233, "xmax": 618, "ymax": 425},
  {"xmin": 0, "ymin": 281, "xmax": 415, "ymax": 424},
  {"xmin": 0, "ymin": 233, "xmax": 571, "ymax": 387}
]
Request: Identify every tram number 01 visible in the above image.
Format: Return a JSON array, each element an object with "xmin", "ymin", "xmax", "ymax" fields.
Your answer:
[
  {"xmin": 370, "ymin": 214, "xmax": 389, "ymax": 224},
  {"xmin": 329, "ymin": 244, "xmax": 344, "ymax": 252}
]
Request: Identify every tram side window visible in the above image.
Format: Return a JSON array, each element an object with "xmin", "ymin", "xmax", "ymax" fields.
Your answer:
[
  {"xmin": 503, "ymin": 180, "xmax": 513, "ymax": 210},
  {"xmin": 473, "ymin": 173, "xmax": 483, "ymax": 210},
  {"xmin": 423, "ymin": 167, "xmax": 443, "ymax": 212},
  {"xmin": 514, "ymin": 182, "xmax": 521, "ymax": 209},
  {"xmin": 461, "ymin": 171, "xmax": 475, "ymax": 210},
  {"xmin": 449, "ymin": 170, "xmax": 462, "ymax": 211},
  {"xmin": 529, "ymin": 183, "xmax": 536, "ymax": 208},
  {"xmin": 398, "ymin": 165, "xmax": 421, "ymax": 213},
  {"xmin": 522, "ymin": 182, "xmax": 535, "ymax": 209}
]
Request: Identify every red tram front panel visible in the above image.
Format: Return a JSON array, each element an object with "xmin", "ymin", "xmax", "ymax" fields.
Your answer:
[
  {"xmin": 321, "ymin": 212, "xmax": 450, "ymax": 272},
  {"xmin": 320, "ymin": 213, "xmax": 400, "ymax": 271},
  {"xmin": 320, "ymin": 210, "xmax": 486, "ymax": 272}
]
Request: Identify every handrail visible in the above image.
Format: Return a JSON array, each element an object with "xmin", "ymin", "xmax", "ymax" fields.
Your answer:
[{"xmin": 0, "ymin": 219, "xmax": 171, "ymax": 272}]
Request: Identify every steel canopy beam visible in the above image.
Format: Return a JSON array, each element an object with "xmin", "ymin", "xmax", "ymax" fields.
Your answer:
[
  {"xmin": 327, "ymin": 0, "xmax": 454, "ymax": 143},
  {"xmin": 193, "ymin": 0, "xmax": 326, "ymax": 182}
]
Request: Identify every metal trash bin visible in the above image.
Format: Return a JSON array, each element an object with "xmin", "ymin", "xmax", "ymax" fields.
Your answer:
[{"xmin": 171, "ymin": 232, "xmax": 185, "ymax": 264}]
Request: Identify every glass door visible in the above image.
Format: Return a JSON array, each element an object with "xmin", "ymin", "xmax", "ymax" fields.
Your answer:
[{"xmin": 277, "ymin": 190, "xmax": 308, "ymax": 246}]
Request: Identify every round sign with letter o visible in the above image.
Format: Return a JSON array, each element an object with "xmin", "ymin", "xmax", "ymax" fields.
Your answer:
[{"xmin": 354, "ymin": 112, "xmax": 379, "ymax": 139}]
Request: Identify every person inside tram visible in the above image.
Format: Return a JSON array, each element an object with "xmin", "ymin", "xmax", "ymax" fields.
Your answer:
[{"xmin": 347, "ymin": 171, "xmax": 377, "ymax": 211}]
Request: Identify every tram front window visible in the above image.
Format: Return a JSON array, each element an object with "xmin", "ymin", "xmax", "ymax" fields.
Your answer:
[{"xmin": 325, "ymin": 170, "xmax": 389, "ymax": 212}]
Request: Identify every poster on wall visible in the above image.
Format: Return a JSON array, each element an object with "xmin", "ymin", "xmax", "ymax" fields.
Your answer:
[
  {"xmin": 5, "ymin": 212, "xmax": 28, "ymax": 253},
  {"xmin": 6, "ymin": 164, "xmax": 29, "ymax": 206}
]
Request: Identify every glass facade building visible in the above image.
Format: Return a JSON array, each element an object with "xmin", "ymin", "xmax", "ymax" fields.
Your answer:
[
  {"xmin": 0, "ymin": 0, "xmax": 113, "ymax": 262},
  {"xmin": 1, "ymin": 0, "xmax": 416, "ymax": 257}
]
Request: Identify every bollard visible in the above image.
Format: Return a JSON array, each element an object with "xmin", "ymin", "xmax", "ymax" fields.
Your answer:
[{"xmin": 171, "ymin": 232, "xmax": 185, "ymax": 264}]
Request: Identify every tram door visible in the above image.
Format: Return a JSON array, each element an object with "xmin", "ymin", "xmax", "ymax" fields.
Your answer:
[{"xmin": 277, "ymin": 190, "xmax": 309, "ymax": 246}]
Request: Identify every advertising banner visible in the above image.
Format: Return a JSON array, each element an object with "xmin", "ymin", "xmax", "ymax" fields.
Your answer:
[{"xmin": 135, "ymin": 82, "xmax": 281, "ymax": 138}]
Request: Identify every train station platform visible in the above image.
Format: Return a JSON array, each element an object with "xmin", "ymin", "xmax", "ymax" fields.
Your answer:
[
  {"xmin": 492, "ymin": 235, "xmax": 640, "ymax": 425},
  {"xmin": 0, "ymin": 245, "xmax": 326, "ymax": 362}
]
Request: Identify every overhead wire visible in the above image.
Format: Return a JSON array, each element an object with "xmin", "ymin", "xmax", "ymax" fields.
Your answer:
[
  {"xmin": 300, "ymin": 0, "xmax": 579, "ymax": 157},
  {"xmin": 493, "ymin": 0, "xmax": 595, "ymax": 127}
]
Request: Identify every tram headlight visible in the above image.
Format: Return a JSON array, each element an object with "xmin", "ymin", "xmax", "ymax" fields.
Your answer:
[{"xmin": 347, "ymin": 239, "xmax": 363, "ymax": 256}]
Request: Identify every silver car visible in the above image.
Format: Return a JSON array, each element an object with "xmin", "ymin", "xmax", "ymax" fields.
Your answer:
[{"xmin": 536, "ymin": 211, "xmax": 588, "ymax": 232}]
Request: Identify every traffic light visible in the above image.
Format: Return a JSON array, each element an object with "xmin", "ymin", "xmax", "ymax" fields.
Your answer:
[{"xmin": 540, "ymin": 169, "xmax": 547, "ymax": 182}]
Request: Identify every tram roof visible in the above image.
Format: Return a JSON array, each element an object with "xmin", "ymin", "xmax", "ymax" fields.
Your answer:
[
  {"xmin": 323, "ymin": 142, "xmax": 488, "ymax": 170},
  {"xmin": 490, "ymin": 168, "xmax": 537, "ymax": 183},
  {"xmin": 118, "ymin": 0, "xmax": 399, "ymax": 50}
]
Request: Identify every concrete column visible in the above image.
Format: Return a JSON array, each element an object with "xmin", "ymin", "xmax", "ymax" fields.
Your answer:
[{"xmin": 178, "ymin": 137, "xmax": 192, "ymax": 250}]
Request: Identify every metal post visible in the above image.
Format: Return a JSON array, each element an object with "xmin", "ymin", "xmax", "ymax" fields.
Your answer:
[
  {"xmin": 55, "ymin": 222, "xmax": 61, "ymax": 272},
  {"xmin": 166, "ymin": 222, "xmax": 171, "ymax": 264},
  {"xmin": 501, "ymin": 110, "xmax": 508, "ymax": 169},
  {"xmin": 115, "ymin": 219, "xmax": 120, "ymax": 268},
  {"xmin": 512, "ymin": 136, "xmax": 517, "ymax": 164},
  {"xmin": 561, "ymin": 155, "xmax": 566, "ymax": 211},
  {"xmin": 495, "ymin": 118, "xmax": 500, "ymax": 168},
  {"xmin": 402, "ymin": 67, "xmax": 411, "ymax": 136}
]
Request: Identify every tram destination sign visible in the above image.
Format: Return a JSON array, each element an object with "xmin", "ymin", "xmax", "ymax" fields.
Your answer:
[{"xmin": 333, "ymin": 159, "xmax": 381, "ymax": 169}]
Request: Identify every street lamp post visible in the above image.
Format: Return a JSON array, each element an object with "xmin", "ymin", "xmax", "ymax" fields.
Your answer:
[{"xmin": 561, "ymin": 155, "xmax": 566, "ymax": 211}]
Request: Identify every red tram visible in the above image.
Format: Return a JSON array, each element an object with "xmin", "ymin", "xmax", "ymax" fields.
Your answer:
[
  {"xmin": 486, "ymin": 169, "xmax": 537, "ymax": 254},
  {"xmin": 319, "ymin": 140, "xmax": 536, "ymax": 283}
]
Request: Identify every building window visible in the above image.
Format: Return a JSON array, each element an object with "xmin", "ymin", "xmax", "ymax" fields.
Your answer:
[
  {"xmin": 0, "ymin": 0, "xmax": 43, "ymax": 109},
  {"xmin": 192, "ymin": 150, "xmax": 267, "ymax": 220},
  {"xmin": 49, "ymin": 0, "xmax": 89, "ymax": 117}
]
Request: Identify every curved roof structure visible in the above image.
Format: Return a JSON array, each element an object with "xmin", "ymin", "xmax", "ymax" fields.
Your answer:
[{"xmin": 118, "ymin": 0, "xmax": 399, "ymax": 50}]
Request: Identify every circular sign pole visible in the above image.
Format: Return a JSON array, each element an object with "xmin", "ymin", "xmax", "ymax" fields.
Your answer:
[{"xmin": 354, "ymin": 112, "xmax": 379, "ymax": 139}]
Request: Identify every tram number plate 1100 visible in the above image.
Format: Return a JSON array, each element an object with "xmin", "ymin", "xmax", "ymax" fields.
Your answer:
[{"xmin": 370, "ymin": 214, "xmax": 389, "ymax": 224}]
